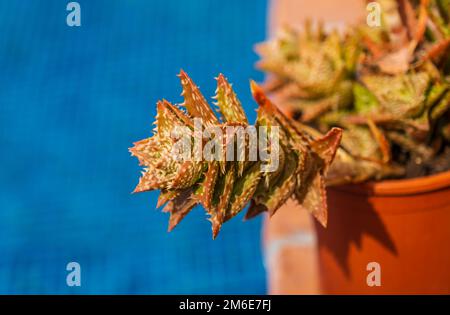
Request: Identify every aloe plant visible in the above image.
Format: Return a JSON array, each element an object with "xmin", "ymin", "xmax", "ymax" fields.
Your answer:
[
  {"xmin": 130, "ymin": 0, "xmax": 449, "ymax": 236},
  {"xmin": 257, "ymin": 0, "xmax": 450, "ymax": 181},
  {"xmin": 130, "ymin": 71, "xmax": 342, "ymax": 237}
]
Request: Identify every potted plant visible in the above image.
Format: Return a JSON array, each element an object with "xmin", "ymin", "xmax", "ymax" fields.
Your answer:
[
  {"xmin": 129, "ymin": 0, "xmax": 450, "ymax": 294},
  {"xmin": 257, "ymin": 0, "xmax": 450, "ymax": 293}
]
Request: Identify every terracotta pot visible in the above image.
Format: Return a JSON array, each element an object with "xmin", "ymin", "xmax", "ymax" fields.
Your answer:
[
  {"xmin": 316, "ymin": 172, "xmax": 450, "ymax": 294},
  {"xmin": 263, "ymin": 0, "xmax": 450, "ymax": 294}
]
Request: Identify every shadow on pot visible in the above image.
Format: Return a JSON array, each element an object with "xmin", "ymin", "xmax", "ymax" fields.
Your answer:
[{"xmin": 314, "ymin": 188, "xmax": 398, "ymax": 278}]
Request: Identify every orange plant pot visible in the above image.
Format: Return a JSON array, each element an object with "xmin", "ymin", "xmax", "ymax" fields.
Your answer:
[
  {"xmin": 264, "ymin": 0, "xmax": 450, "ymax": 294},
  {"xmin": 316, "ymin": 172, "xmax": 450, "ymax": 294},
  {"xmin": 263, "ymin": 112, "xmax": 450, "ymax": 294}
]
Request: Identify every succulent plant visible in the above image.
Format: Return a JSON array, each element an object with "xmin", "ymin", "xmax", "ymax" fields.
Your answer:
[
  {"xmin": 130, "ymin": 71, "xmax": 342, "ymax": 238},
  {"xmin": 129, "ymin": 0, "xmax": 448, "ymax": 236},
  {"xmin": 256, "ymin": 22, "xmax": 359, "ymax": 123},
  {"xmin": 257, "ymin": 0, "xmax": 450, "ymax": 181}
]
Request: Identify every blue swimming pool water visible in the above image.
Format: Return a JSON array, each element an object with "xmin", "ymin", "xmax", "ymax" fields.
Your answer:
[{"xmin": 0, "ymin": 0, "xmax": 268, "ymax": 294}]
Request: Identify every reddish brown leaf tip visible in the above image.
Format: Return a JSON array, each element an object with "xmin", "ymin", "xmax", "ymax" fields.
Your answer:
[
  {"xmin": 250, "ymin": 80, "xmax": 267, "ymax": 107},
  {"xmin": 177, "ymin": 69, "xmax": 187, "ymax": 78},
  {"xmin": 216, "ymin": 73, "xmax": 226, "ymax": 84},
  {"xmin": 300, "ymin": 174, "xmax": 328, "ymax": 227},
  {"xmin": 311, "ymin": 127, "xmax": 343, "ymax": 169}
]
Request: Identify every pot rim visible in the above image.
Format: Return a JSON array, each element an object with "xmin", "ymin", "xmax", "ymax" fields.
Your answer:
[{"xmin": 331, "ymin": 170, "xmax": 450, "ymax": 196}]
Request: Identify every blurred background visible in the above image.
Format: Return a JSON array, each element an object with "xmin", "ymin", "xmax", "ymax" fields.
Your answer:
[{"xmin": 0, "ymin": 0, "xmax": 268, "ymax": 294}]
